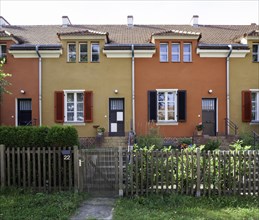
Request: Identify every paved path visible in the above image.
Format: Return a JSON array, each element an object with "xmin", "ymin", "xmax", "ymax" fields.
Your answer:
[{"xmin": 70, "ymin": 197, "xmax": 116, "ymax": 220}]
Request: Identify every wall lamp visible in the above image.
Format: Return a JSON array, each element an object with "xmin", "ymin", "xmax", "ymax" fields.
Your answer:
[
  {"xmin": 114, "ymin": 89, "xmax": 119, "ymax": 94},
  {"xmin": 208, "ymin": 89, "xmax": 213, "ymax": 94},
  {"xmin": 20, "ymin": 90, "xmax": 25, "ymax": 94}
]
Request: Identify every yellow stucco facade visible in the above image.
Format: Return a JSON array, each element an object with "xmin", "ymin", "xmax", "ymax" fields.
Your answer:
[
  {"xmin": 230, "ymin": 40, "xmax": 259, "ymax": 134},
  {"xmin": 42, "ymin": 38, "xmax": 132, "ymax": 137}
]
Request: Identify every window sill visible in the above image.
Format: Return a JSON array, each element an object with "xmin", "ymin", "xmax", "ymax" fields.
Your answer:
[
  {"xmin": 67, "ymin": 61, "xmax": 76, "ymax": 63},
  {"xmin": 156, "ymin": 122, "xmax": 178, "ymax": 126},
  {"xmin": 250, "ymin": 121, "xmax": 259, "ymax": 125},
  {"xmin": 63, "ymin": 122, "xmax": 86, "ymax": 126}
]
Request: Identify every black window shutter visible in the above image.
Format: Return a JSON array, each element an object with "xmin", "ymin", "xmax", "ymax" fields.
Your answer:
[
  {"xmin": 148, "ymin": 91, "xmax": 157, "ymax": 122},
  {"xmin": 178, "ymin": 90, "xmax": 187, "ymax": 122}
]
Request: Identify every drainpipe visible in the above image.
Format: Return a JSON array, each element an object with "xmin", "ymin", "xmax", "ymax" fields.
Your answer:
[
  {"xmin": 226, "ymin": 45, "xmax": 232, "ymax": 135},
  {"xmin": 35, "ymin": 45, "xmax": 42, "ymax": 126},
  {"xmin": 131, "ymin": 44, "xmax": 135, "ymax": 133}
]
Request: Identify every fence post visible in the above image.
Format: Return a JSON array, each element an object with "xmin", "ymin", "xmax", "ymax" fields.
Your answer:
[
  {"xmin": 0, "ymin": 144, "xmax": 5, "ymax": 188},
  {"xmin": 196, "ymin": 148, "xmax": 201, "ymax": 197},
  {"xmin": 73, "ymin": 146, "xmax": 80, "ymax": 192},
  {"xmin": 118, "ymin": 146, "xmax": 123, "ymax": 196}
]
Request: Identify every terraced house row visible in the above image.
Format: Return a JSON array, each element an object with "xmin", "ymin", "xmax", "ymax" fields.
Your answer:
[{"xmin": 0, "ymin": 15, "xmax": 258, "ymax": 141}]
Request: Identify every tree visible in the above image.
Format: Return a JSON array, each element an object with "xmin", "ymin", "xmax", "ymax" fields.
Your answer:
[{"xmin": 0, "ymin": 59, "xmax": 11, "ymax": 96}]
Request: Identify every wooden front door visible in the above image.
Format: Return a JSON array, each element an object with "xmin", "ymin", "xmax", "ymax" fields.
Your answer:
[
  {"xmin": 202, "ymin": 99, "xmax": 216, "ymax": 136},
  {"xmin": 17, "ymin": 99, "xmax": 32, "ymax": 126},
  {"xmin": 109, "ymin": 98, "xmax": 125, "ymax": 136}
]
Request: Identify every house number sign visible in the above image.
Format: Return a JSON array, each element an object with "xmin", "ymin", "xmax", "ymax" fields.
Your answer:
[{"xmin": 61, "ymin": 150, "xmax": 71, "ymax": 161}]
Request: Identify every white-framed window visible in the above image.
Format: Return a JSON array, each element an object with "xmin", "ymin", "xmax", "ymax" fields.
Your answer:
[
  {"xmin": 64, "ymin": 90, "xmax": 84, "ymax": 122},
  {"xmin": 67, "ymin": 43, "xmax": 76, "ymax": 62},
  {"xmin": 157, "ymin": 90, "xmax": 177, "ymax": 122},
  {"xmin": 0, "ymin": 44, "xmax": 7, "ymax": 61},
  {"xmin": 252, "ymin": 44, "xmax": 259, "ymax": 62},
  {"xmin": 160, "ymin": 43, "xmax": 168, "ymax": 62},
  {"xmin": 183, "ymin": 43, "xmax": 192, "ymax": 62},
  {"xmin": 252, "ymin": 91, "xmax": 259, "ymax": 121},
  {"xmin": 172, "ymin": 43, "xmax": 180, "ymax": 62},
  {"xmin": 79, "ymin": 43, "xmax": 88, "ymax": 62},
  {"xmin": 91, "ymin": 43, "xmax": 100, "ymax": 62}
]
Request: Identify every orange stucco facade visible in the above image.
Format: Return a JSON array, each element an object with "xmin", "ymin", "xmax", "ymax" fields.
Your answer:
[
  {"xmin": 0, "ymin": 40, "xmax": 39, "ymax": 126},
  {"xmin": 135, "ymin": 39, "xmax": 227, "ymax": 137}
]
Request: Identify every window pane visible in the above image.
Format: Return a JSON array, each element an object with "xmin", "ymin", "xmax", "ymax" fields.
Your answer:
[
  {"xmin": 167, "ymin": 92, "xmax": 174, "ymax": 101},
  {"xmin": 92, "ymin": 54, "xmax": 99, "ymax": 62},
  {"xmin": 69, "ymin": 54, "xmax": 76, "ymax": 62},
  {"xmin": 77, "ymin": 93, "xmax": 83, "ymax": 102},
  {"xmin": 80, "ymin": 54, "xmax": 88, "ymax": 62},
  {"xmin": 168, "ymin": 112, "xmax": 175, "ymax": 120},
  {"xmin": 77, "ymin": 113, "xmax": 84, "ymax": 121},
  {"xmin": 67, "ymin": 93, "xmax": 74, "ymax": 102},
  {"xmin": 69, "ymin": 44, "xmax": 76, "ymax": 52},
  {"xmin": 160, "ymin": 44, "xmax": 168, "ymax": 53},
  {"xmin": 168, "ymin": 102, "xmax": 175, "ymax": 111},
  {"xmin": 172, "ymin": 44, "xmax": 179, "ymax": 52},
  {"xmin": 253, "ymin": 45, "xmax": 258, "ymax": 53},
  {"xmin": 158, "ymin": 111, "xmax": 165, "ymax": 120},
  {"xmin": 77, "ymin": 103, "xmax": 83, "ymax": 111},
  {"xmin": 183, "ymin": 55, "xmax": 191, "ymax": 62},
  {"xmin": 160, "ymin": 55, "xmax": 168, "ymax": 62},
  {"xmin": 67, "ymin": 103, "xmax": 74, "ymax": 111},
  {"xmin": 184, "ymin": 44, "xmax": 191, "ymax": 52},
  {"xmin": 67, "ymin": 113, "xmax": 74, "ymax": 121},
  {"xmin": 158, "ymin": 102, "xmax": 165, "ymax": 110},
  {"xmin": 92, "ymin": 44, "xmax": 99, "ymax": 52},
  {"xmin": 253, "ymin": 55, "xmax": 258, "ymax": 62},
  {"xmin": 80, "ymin": 44, "xmax": 87, "ymax": 52},
  {"xmin": 158, "ymin": 92, "xmax": 165, "ymax": 101},
  {"xmin": 172, "ymin": 55, "xmax": 180, "ymax": 62}
]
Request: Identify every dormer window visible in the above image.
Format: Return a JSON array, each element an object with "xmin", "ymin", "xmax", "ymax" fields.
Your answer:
[
  {"xmin": 252, "ymin": 44, "xmax": 259, "ymax": 62},
  {"xmin": 67, "ymin": 43, "xmax": 76, "ymax": 62},
  {"xmin": 91, "ymin": 43, "xmax": 100, "ymax": 62},
  {"xmin": 160, "ymin": 43, "xmax": 168, "ymax": 62},
  {"xmin": 79, "ymin": 43, "xmax": 88, "ymax": 62},
  {"xmin": 183, "ymin": 43, "xmax": 192, "ymax": 62},
  {"xmin": 0, "ymin": 44, "xmax": 7, "ymax": 61}
]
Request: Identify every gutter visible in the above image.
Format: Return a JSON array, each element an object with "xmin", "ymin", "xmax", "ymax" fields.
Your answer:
[
  {"xmin": 35, "ymin": 45, "xmax": 42, "ymax": 126},
  {"xmin": 226, "ymin": 45, "xmax": 232, "ymax": 135},
  {"xmin": 131, "ymin": 44, "xmax": 135, "ymax": 133}
]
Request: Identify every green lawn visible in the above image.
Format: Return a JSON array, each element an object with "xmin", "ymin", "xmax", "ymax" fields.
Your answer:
[
  {"xmin": 0, "ymin": 188, "xmax": 87, "ymax": 220},
  {"xmin": 113, "ymin": 194, "xmax": 259, "ymax": 220}
]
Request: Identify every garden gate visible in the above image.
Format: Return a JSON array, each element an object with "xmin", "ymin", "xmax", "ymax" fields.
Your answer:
[{"xmin": 76, "ymin": 147, "xmax": 125, "ymax": 196}]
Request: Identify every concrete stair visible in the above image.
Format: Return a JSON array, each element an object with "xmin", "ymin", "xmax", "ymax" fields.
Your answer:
[{"xmin": 96, "ymin": 136, "xmax": 128, "ymax": 148}]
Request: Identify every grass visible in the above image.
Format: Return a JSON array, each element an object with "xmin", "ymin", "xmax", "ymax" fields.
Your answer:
[
  {"xmin": 0, "ymin": 188, "xmax": 88, "ymax": 220},
  {"xmin": 113, "ymin": 194, "xmax": 259, "ymax": 220}
]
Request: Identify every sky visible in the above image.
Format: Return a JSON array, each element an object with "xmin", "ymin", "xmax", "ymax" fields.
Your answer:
[{"xmin": 0, "ymin": 0, "xmax": 258, "ymax": 26}]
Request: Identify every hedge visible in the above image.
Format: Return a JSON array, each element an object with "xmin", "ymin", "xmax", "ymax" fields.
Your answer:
[{"xmin": 0, "ymin": 126, "xmax": 79, "ymax": 148}]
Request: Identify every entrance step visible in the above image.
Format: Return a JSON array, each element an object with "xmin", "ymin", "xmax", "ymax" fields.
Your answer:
[{"xmin": 97, "ymin": 136, "xmax": 128, "ymax": 148}]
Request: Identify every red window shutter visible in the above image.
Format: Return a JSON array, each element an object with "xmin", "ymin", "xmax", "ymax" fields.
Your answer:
[
  {"xmin": 84, "ymin": 91, "xmax": 93, "ymax": 122},
  {"xmin": 54, "ymin": 91, "xmax": 64, "ymax": 123},
  {"xmin": 242, "ymin": 91, "xmax": 252, "ymax": 122}
]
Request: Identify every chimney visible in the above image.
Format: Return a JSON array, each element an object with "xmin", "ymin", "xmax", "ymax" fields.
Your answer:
[
  {"xmin": 62, "ymin": 16, "xmax": 71, "ymax": 27},
  {"xmin": 0, "ymin": 16, "xmax": 10, "ymax": 28},
  {"xmin": 192, "ymin": 15, "xmax": 199, "ymax": 27},
  {"xmin": 127, "ymin": 15, "xmax": 133, "ymax": 27}
]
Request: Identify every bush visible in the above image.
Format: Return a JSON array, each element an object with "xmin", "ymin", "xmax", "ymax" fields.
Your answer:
[
  {"xmin": 203, "ymin": 139, "xmax": 221, "ymax": 151},
  {"xmin": 0, "ymin": 126, "xmax": 78, "ymax": 148}
]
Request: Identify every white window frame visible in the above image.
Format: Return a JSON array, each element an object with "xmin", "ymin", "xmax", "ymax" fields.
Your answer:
[
  {"xmin": 91, "ymin": 43, "xmax": 100, "ymax": 62},
  {"xmin": 160, "ymin": 43, "xmax": 168, "ymax": 62},
  {"xmin": 64, "ymin": 90, "xmax": 85, "ymax": 123},
  {"xmin": 252, "ymin": 44, "xmax": 259, "ymax": 62},
  {"xmin": 251, "ymin": 90, "xmax": 259, "ymax": 122},
  {"xmin": 0, "ymin": 44, "xmax": 7, "ymax": 60},
  {"xmin": 171, "ymin": 43, "xmax": 180, "ymax": 62},
  {"xmin": 183, "ymin": 43, "xmax": 192, "ymax": 62},
  {"xmin": 67, "ymin": 43, "xmax": 76, "ymax": 62},
  {"xmin": 156, "ymin": 89, "xmax": 178, "ymax": 122},
  {"xmin": 79, "ymin": 42, "xmax": 88, "ymax": 62}
]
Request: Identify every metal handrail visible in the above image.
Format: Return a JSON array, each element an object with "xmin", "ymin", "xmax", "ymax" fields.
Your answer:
[
  {"xmin": 252, "ymin": 131, "xmax": 259, "ymax": 150},
  {"xmin": 225, "ymin": 118, "xmax": 238, "ymax": 136}
]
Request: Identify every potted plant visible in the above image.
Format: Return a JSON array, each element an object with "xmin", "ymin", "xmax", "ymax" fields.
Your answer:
[
  {"xmin": 196, "ymin": 122, "xmax": 204, "ymax": 136},
  {"xmin": 97, "ymin": 127, "xmax": 105, "ymax": 136}
]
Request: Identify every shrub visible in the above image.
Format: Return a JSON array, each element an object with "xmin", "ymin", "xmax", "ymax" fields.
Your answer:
[
  {"xmin": 203, "ymin": 139, "xmax": 221, "ymax": 151},
  {"xmin": 0, "ymin": 126, "xmax": 78, "ymax": 148}
]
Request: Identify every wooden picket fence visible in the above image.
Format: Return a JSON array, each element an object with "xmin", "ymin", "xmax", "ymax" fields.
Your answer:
[
  {"xmin": 0, "ymin": 145, "xmax": 75, "ymax": 191},
  {"xmin": 124, "ymin": 149, "xmax": 259, "ymax": 196},
  {"xmin": 1, "ymin": 144, "xmax": 259, "ymax": 197}
]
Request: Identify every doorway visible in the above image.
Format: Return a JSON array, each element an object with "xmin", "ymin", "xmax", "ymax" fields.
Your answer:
[
  {"xmin": 109, "ymin": 98, "xmax": 125, "ymax": 136},
  {"xmin": 17, "ymin": 99, "xmax": 32, "ymax": 126},
  {"xmin": 202, "ymin": 98, "xmax": 216, "ymax": 136}
]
